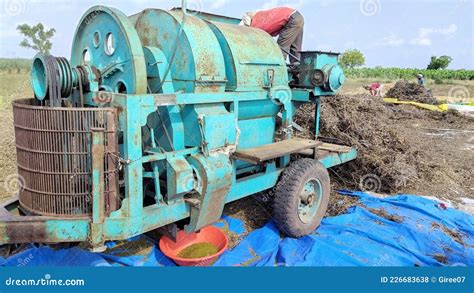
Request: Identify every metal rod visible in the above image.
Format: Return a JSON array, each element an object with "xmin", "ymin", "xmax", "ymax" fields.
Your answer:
[
  {"xmin": 315, "ymin": 97, "xmax": 321, "ymax": 138},
  {"xmin": 182, "ymin": 0, "xmax": 187, "ymax": 14},
  {"xmin": 90, "ymin": 127, "xmax": 105, "ymax": 251},
  {"xmin": 149, "ymin": 128, "xmax": 162, "ymax": 203},
  {"xmin": 91, "ymin": 128, "xmax": 105, "ymax": 224},
  {"xmin": 280, "ymin": 47, "xmax": 301, "ymax": 63}
]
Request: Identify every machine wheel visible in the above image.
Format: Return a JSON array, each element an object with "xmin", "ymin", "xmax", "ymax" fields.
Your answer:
[{"xmin": 273, "ymin": 159, "xmax": 330, "ymax": 237}]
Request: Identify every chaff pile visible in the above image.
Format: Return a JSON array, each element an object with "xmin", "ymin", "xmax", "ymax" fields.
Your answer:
[
  {"xmin": 385, "ymin": 81, "xmax": 440, "ymax": 105},
  {"xmin": 295, "ymin": 95, "xmax": 422, "ymax": 192}
]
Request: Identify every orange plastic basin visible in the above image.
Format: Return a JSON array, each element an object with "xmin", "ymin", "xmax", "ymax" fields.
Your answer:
[{"xmin": 159, "ymin": 226, "xmax": 228, "ymax": 266}]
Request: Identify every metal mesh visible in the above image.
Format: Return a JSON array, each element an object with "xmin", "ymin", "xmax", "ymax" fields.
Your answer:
[{"xmin": 13, "ymin": 99, "xmax": 119, "ymax": 217}]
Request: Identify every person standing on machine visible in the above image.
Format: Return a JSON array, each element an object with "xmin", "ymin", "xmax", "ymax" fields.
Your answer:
[{"xmin": 240, "ymin": 7, "xmax": 304, "ymax": 65}]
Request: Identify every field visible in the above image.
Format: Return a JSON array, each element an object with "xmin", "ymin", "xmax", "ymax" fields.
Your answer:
[
  {"xmin": 345, "ymin": 68, "xmax": 474, "ymax": 81},
  {"xmin": 0, "ymin": 71, "xmax": 32, "ymax": 202},
  {"xmin": 341, "ymin": 78, "xmax": 474, "ymax": 103},
  {"xmin": 0, "ymin": 58, "xmax": 31, "ymax": 74}
]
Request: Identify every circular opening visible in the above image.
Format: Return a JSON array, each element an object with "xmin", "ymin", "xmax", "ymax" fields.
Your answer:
[
  {"xmin": 82, "ymin": 49, "xmax": 91, "ymax": 64},
  {"xmin": 93, "ymin": 31, "xmax": 100, "ymax": 48},
  {"xmin": 104, "ymin": 33, "xmax": 115, "ymax": 55},
  {"xmin": 311, "ymin": 70, "xmax": 325, "ymax": 86},
  {"xmin": 31, "ymin": 57, "xmax": 47, "ymax": 99},
  {"xmin": 116, "ymin": 81, "xmax": 127, "ymax": 94}
]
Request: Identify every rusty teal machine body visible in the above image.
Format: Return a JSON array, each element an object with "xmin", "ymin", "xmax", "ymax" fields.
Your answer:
[{"xmin": 1, "ymin": 4, "xmax": 355, "ymax": 250}]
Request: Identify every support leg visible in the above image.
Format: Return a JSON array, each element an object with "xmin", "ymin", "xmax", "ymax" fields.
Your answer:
[{"xmin": 90, "ymin": 128, "xmax": 106, "ymax": 252}]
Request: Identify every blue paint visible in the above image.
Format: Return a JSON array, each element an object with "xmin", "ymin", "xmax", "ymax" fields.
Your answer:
[{"xmin": 298, "ymin": 51, "xmax": 345, "ymax": 96}]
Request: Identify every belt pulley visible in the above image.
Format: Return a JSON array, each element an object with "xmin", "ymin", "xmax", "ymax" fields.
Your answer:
[
  {"xmin": 32, "ymin": 54, "xmax": 91, "ymax": 107},
  {"xmin": 43, "ymin": 54, "xmax": 62, "ymax": 107}
]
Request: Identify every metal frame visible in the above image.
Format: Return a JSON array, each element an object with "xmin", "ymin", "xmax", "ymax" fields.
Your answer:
[
  {"xmin": 1, "ymin": 88, "xmax": 356, "ymax": 247},
  {"xmin": 1, "ymin": 5, "xmax": 357, "ymax": 249}
]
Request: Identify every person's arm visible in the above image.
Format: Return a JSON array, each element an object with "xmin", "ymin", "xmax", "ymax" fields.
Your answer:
[{"xmin": 240, "ymin": 11, "xmax": 257, "ymax": 26}]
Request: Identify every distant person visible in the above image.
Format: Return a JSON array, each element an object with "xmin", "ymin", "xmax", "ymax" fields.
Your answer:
[
  {"xmin": 364, "ymin": 82, "xmax": 383, "ymax": 96},
  {"xmin": 240, "ymin": 7, "xmax": 304, "ymax": 65},
  {"xmin": 416, "ymin": 74, "xmax": 425, "ymax": 86}
]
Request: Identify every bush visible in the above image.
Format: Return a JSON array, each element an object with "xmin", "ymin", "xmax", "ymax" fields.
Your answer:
[{"xmin": 434, "ymin": 78, "xmax": 444, "ymax": 85}]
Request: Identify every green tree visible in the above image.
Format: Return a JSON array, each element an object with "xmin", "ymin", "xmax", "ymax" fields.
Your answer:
[
  {"xmin": 427, "ymin": 55, "xmax": 452, "ymax": 70},
  {"xmin": 17, "ymin": 23, "xmax": 55, "ymax": 54},
  {"xmin": 339, "ymin": 49, "xmax": 365, "ymax": 69}
]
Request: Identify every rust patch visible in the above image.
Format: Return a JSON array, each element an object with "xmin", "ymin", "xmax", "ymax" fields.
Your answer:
[{"xmin": 5, "ymin": 221, "xmax": 48, "ymax": 243}]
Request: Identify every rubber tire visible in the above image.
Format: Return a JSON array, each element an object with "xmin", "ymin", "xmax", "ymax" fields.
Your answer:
[{"xmin": 273, "ymin": 159, "xmax": 330, "ymax": 237}]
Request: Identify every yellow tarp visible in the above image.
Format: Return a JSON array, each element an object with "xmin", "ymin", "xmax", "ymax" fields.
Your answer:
[{"xmin": 383, "ymin": 98, "xmax": 448, "ymax": 112}]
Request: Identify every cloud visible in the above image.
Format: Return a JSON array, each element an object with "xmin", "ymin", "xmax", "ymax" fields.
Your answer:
[
  {"xmin": 343, "ymin": 41, "xmax": 357, "ymax": 49},
  {"xmin": 371, "ymin": 33, "xmax": 405, "ymax": 47},
  {"xmin": 209, "ymin": 0, "xmax": 230, "ymax": 10},
  {"xmin": 314, "ymin": 43, "xmax": 334, "ymax": 52},
  {"xmin": 0, "ymin": 30, "xmax": 20, "ymax": 39},
  {"xmin": 0, "ymin": 21, "xmax": 30, "ymax": 39},
  {"xmin": 260, "ymin": 0, "xmax": 307, "ymax": 10},
  {"xmin": 410, "ymin": 24, "xmax": 458, "ymax": 46}
]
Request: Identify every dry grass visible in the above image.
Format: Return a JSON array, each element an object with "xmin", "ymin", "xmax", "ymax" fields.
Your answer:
[
  {"xmin": 386, "ymin": 81, "xmax": 440, "ymax": 105},
  {"xmin": 0, "ymin": 72, "xmax": 32, "ymax": 201},
  {"xmin": 295, "ymin": 93, "xmax": 473, "ymax": 204}
]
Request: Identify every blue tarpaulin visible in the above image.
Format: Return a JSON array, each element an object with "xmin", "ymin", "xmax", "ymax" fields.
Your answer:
[{"xmin": 2, "ymin": 191, "xmax": 473, "ymax": 267}]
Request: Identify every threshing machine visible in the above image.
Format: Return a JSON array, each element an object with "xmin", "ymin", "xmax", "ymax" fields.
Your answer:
[{"xmin": 0, "ymin": 3, "xmax": 356, "ymax": 251}]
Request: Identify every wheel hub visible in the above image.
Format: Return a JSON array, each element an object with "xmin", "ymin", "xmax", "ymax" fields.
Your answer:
[{"xmin": 298, "ymin": 179, "xmax": 323, "ymax": 224}]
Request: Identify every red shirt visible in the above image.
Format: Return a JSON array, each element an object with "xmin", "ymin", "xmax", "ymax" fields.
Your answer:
[
  {"xmin": 251, "ymin": 7, "xmax": 296, "ymax": 36},
  {"xmin": 370, "ymin": 82, "xmax": 381, "ymax": 90}
]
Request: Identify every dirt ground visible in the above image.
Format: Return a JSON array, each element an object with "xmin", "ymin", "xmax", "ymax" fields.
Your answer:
[
  {"xmin": 392, "ymin": 107, "xmax": 473, "ymax": 199},
  {"xmin": 0, "ymin": 73, "xmax": 473, "ymax": 246}
]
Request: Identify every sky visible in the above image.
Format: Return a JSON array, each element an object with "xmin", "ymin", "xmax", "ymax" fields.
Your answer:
[{"xmin": 0, "ymin": 0, "xmax": 472, "ymax": 69}]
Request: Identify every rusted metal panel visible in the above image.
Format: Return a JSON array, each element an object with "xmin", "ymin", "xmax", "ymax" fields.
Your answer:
[
  {"xmin": 12, "ymin": 99, "xmax": 119, "ymax": 217},
  {"xmin": 166, "ymin": 156, "xmax": 194, "ymax": 198},
  {"xmin": 4, "ymin": 220, "xmax": 49, "ymax": 243},
  {"xmin": 299, "ymin": 143, "xmax": 354, "ymax": 156},
  {"xmin": 91, "ymin": 128, "xmax": 105, "ymax": 223},
  {"xmin": 318, "ymin": 142, "xmax": 353, "ymax": 153},
  {"xmin": 233, "ymin": 139, "xmax": 320, "ymax": 164},
  {"xmin": 206, "ymin": 21, "xmax": 287, "ymax": 92},
  {"xmin": 185, "ymin": 154, "xmax": 233, "ymax": 232},
  {"xmin": 0, "ymin": 214, "xmax": 89, "ymax": 244},
  {"xmin": 133, "ymin": 9, "xmax": 227, "ymax": 93}
]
